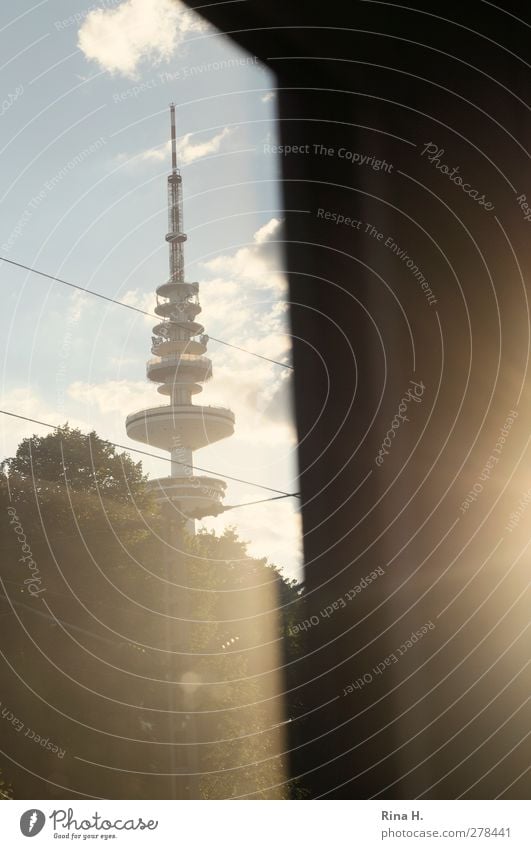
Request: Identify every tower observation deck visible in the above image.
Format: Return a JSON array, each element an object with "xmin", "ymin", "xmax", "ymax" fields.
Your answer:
[{"xmin": 126, "ymin": 104, "xmax": 235, "ymax": 525}]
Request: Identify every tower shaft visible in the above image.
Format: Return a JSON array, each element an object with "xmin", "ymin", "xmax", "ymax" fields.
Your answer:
[{"xmin": 125, "ymin": 104, "xmax": 235, "ymax": 525}]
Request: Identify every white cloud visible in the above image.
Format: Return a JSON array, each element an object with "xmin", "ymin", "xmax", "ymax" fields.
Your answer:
[
  {"xmin": 198, "ymin": 277, "xmax": 255, "ymax": 339},
  {"xmin": 68, "ymin": 379, "xmax": 155, "ymax": 415},
  {"xmin": 201, "ymin": 359, "xmax": 296, "ymax": 449},
  {"xmin": 179, "ymin": 128, "xmax": 232, "ymax": 164},
  {"xmin": 121, "ymin": 288, "xmax": 156, "ymax": 325},
  {"xmin": 0, "ymin": 388, "xmax": 91, "ymax": 462},
  {"xmin": 67, "ymin": 289, "xmax": 89, "ymax": 324},
  {"xmin": 261, "ymin": 92, "xmax": 275, "ymax": 103},
  {"xmin": 78, "ymin": 0, "xmax": 206, "ymax": 78},
  {"xmin": 203, "ymin": 217, "xmax": 286, "ymax": 294},
  {"xmin": 66, "ymin": 380, "xmax": 167, "ymax": 473},
  {"xmin": 199, "ymin": 219, "xmax": 293, "ymax": 441},
  {"xmin": 133, "ymin": 127, "xmax": 232, "ymax": 167},
  {"xmin": 253, "ymin": 217, "xmax": 280, "ymax": 244}
]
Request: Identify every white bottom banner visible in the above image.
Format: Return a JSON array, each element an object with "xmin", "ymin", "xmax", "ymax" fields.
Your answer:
[{"xmin": 1, "ymin": 800, "xmax": 528, "ymax": 848}]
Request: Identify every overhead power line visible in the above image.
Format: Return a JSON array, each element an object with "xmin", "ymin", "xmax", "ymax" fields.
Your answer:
[
  {"xmin": 188, "ymin": 492, "xmax": 296, "ymax": 518},
  {"xmin": 0, "ymin": 256, "xmax": 293, "ymax": 370},
  {"xmin": 224, "ymin": 494, "xmax": 295, "ymax": 511},
  {"xmin": 0, "ymin": 408, "xmax": 300, "ymax": 500}
]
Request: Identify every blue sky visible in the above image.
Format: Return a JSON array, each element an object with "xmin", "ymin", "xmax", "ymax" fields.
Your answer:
[{"xmin": 0, "ymin": 0, "xmax": 302, "ymax": 579}]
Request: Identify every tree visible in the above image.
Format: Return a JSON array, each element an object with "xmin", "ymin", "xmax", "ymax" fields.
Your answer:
[{"xmin": 2, "ymin": 424, "xmax": 149, "ymax": 504}]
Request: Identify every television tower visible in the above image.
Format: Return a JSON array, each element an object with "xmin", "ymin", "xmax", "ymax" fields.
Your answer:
[{"xmin": 126, "ymin": 104, "xmax": 235, "ymax": 530}]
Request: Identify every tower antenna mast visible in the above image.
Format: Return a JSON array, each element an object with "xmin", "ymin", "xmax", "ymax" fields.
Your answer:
[
  {"xmin": 170, "ymin": 101, "xmax": 177, "ymax": 174},
  {"xmin": 167, "ymin": 102, "xmax": 185, "ymax": 283}
]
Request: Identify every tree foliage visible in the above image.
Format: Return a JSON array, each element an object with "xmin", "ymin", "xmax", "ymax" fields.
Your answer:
[{"xmin": 2, "ymin": 424, "xmax": 148, "ymax": 504}]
